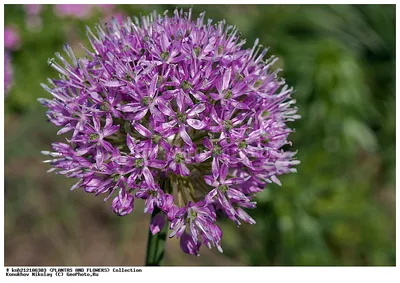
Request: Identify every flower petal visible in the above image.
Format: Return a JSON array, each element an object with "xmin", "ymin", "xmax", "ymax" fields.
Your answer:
[
  {"xmin": 118, "ymin": 103, "xmax": 142, "ymax": 112},
  {"xmin": 134, "ymin": 123, "xmax": 152, "ymax": 138},
  {"xmin": 150, "ymin": 212, "xmax": 166, "ymax": 235},
  {"xmin": 95, "ymin": 146, "xmax": 105, "ymax": 168},
  {"xmin": 219, "ymin": 163, "xmax": 228, "ymax": 182},
  {"xmin": 103, "ymin": 80, "xmax": 126, "ymax": 87},
  {"xmin": 148, "ymin": 159, "xmax": 166, "ymax": 169},
  {"xmin": 126, "ymin": 134, "xmax": 137, "ymax": 153},
  {"xmin": 92, "ymin": 115, "xmax": 101, "ymax": 132},
  {"xmin": 187, "ymin": 118, "xmax": 206, "ymax": 130},
  {"xmin": 148, "ymin": 75, "xmax": 158, "ymax": 97},
  {"xmin": 187, "ymin": 103, "xmax": 206, "ymax": 116},
  {"xmin": 222, "ymin": 68, "xmax": 232, "ymax": 91},
  {"xmin": 212, "ymin": 158, "xmax": 220, "ymax": 179},
  {"xmin": 204, "ymin": 188, "xmax": 217, "ymax": 204},
  {"xmin": 103, "ymin": 125, "xmax": 120, "ymax": 137},
  {"xmin": 142, "ymin": 166, "xmax": 155, "ymax": 186},
  {"xmin": 160, "ymin": 33, "xmax": 171, "ymax": 52},
  {"xmin": 180, "ymin": 163, "xmax": 190, "ymax": 176},
  {"xmin": 133, "ymin": 108, "xmax": 148, "ymax": 120},
  {"xmin": 180, "ymin": 127, "xmax": 192, "ymax": 145},
  {"xmin": 158, "ymin": 103, "xmax": 174, "ymax": 116},
  {"xmin": 180, "ymin": 232, "xmax": 200, "ymax": 256}
]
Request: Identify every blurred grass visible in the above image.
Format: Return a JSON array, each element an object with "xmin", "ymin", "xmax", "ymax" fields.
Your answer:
[{"xmin": 4, "ymin": 4, "xmax": 395, "ymax": 266}]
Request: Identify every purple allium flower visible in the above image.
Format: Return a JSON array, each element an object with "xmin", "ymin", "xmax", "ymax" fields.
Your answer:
[
  {"xmin": 4, "ymin": 26, "xmax": 21, "ymax": 50},
  {"xmin": 40, "ymin": 9, "xmax": 300, "ymax": 256},
  {"xmin": 112, "ymin": 188, "xmax": 134, "ymax": 216},
  {"xmin": 4, "ymin": 52, "xmax": 13, "ymax": 95}
]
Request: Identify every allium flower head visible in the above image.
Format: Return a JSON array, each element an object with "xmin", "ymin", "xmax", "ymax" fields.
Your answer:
[{"xmin": 40, "ymin": 9, "xmax": 300, "ymax": 256}]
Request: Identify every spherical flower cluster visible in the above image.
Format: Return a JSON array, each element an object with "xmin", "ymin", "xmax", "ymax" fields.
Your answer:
[{"xmin": 40, "ymin": 9, "xmax": 300, "ymax": 256}]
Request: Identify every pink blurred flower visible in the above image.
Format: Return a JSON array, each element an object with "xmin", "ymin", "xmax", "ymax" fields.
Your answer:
[
  {"xmin": 54, "ymin": 4, "xmax": 94, "ymax": 19},
  {"xmin": 4, "ymin": 52, "xmax": 13, "ymax": 95},
  {"xmin": 24, "ymin": 4, "xmax": 42, "ymax": 16},
  {"xmin": 97, "ymin": 4, "xmax": 115, "ymax": 11},
  {"xmin": 24, "ymin": 4, "xmax": 43, "ymax": 31},
  {"xmin": 4, "ymin": 26, "xmax": 21, "ymax": 50}
]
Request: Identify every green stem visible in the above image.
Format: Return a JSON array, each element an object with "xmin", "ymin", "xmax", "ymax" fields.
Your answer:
[{"xmin": 145, "ymin": 178, "xmax": 170, "ymax": 266}]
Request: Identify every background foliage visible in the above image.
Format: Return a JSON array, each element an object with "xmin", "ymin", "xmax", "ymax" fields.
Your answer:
[{"xmin": 4, "ymin": 4, "xmax": 395, "ymax": 266}]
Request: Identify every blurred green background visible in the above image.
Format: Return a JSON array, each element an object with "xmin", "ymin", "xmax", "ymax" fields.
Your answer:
[{"xmin": 4, "ymin": 4, "xmax": 395, "ymax": 266}]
